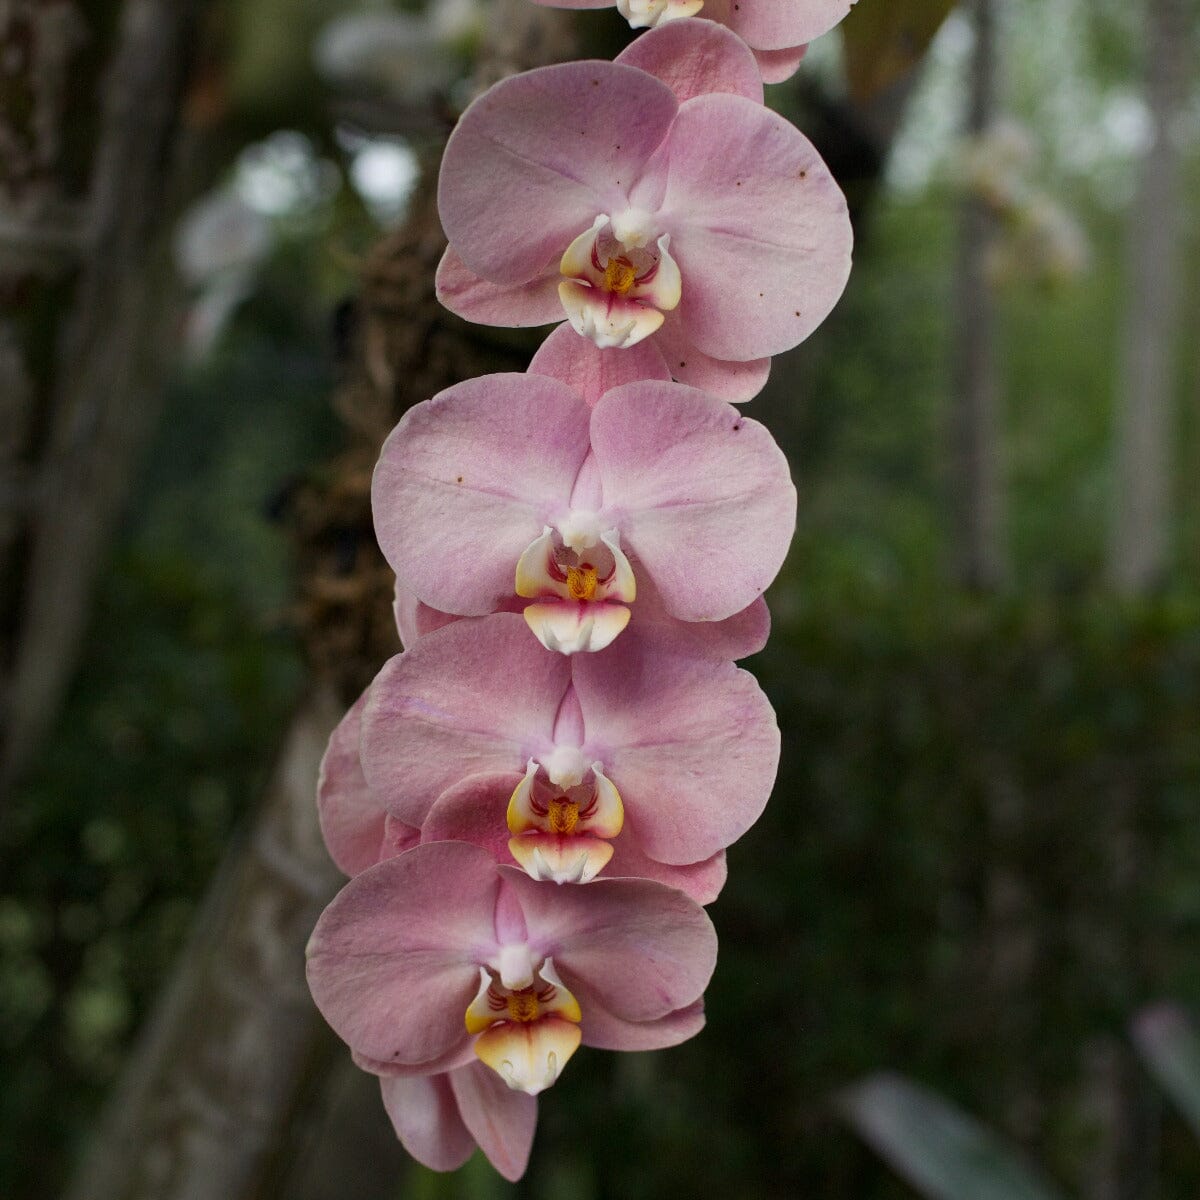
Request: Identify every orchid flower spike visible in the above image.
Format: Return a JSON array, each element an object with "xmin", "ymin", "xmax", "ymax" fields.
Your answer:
[
  {"xmin": 359, "ymin": 612, "xmax": 781, "ymax": 869},
  {"xmin": 306, "ymin": 841, "xmax": 716, "ymax": 1097},
  {"xmin": 436, "ymin": 19, "xmax": 852, "ymax": 402},
  {"xmin": 372, "ymin": 371, "xmax": 795, "ymax": 656}
]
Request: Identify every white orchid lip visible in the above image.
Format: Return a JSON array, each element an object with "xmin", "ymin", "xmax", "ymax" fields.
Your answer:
[
  {"xmin": 465, "ymin": 959, "xmax": 583, "ymax": 1095},
  {"xmin": 515, "ymin": 525, "xmax": 636, "ymax": 655},
  {"xmin": 615, "ymin": 0, "xmax": 705, "ymax": 30},
  {"xmin": 558, "ymin": 215, "xmax": 681, "ymax": 350}
]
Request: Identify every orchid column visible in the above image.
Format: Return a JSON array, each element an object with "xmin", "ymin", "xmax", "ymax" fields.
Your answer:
[{"xmin": 307, "ymin": 12, "xmax": 853, "ymax": 1184}]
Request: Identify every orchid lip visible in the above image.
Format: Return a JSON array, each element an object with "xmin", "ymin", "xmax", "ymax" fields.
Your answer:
[
  {"xmin": 558, "ymin": 215, "xmax": 681, "ymax": 350},
  {"xmin": 615, "ymin": 0, "xmax": 705, "ymax": 29},
  {"xmin": 506, "ymin": 759, "xmax": 625, "ymax": 883},
  {"xmin": 465, "ymin": 958, "xmax": 584, "ymax": 1094},
  {"xmin": 514, "ymin": 525, "xmax": 636, "ymax": 654}
]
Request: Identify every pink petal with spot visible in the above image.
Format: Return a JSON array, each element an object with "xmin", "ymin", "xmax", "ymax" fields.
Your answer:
[
  {"xmin": 380, "ymin": 1073, "xmax": 476, "ymax": 1173},
  {"xmin": 373, "ymin": 374, "xmax": 590, "ymax": 616},
  {"xmin": 502, "ymin": 867, "xmax": 717, "ymax": 1023},
  {"xmin": 306, "ymin": 842, "xmax": 502, "ymax": 1067},
  {"xmin": 661, "ymin": 93, "xmax": 852, "ymax": 361},
  {"xmin": 573, "ymin": 641, "xmax": 780, "ymax": 863},
  {"xmin": 438, "ymin": 62, "xmax": 678, "ymax": 283},
  {"xmin": 653, "ymin": 311, "xmax": 771, "ymax": 402},
  {"xmin": 529, "ymin": 321, "xmax": 671, "ymax": 406},
  {"xmin": 360, "ymin": 616, "xmax": 570, "ymax": 826},
  {"xmin": 708, "ymin": 0, "xmax": 853, "ymax": 51},
  {"xmin": 592, "ymin": 380, "xmax": 795, "ymax": 621},
  {"xmin": 435, "ymin": 247, "xmax": 562, "ymax": 328},
  {"xmin": 354, "ymin": 1042, "xmax": 477, "ymax": 1080},
  {"xmin": 616, "ymin": 19, "xmax": 763, "ymax": 104},
  {"xmin": 449, "ymin": 1060, "xmax": 539, "ymax": 1181}
]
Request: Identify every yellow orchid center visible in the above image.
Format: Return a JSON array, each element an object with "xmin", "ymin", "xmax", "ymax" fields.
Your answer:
[
  {"xmin": 547, "ymin": 797, "xmax": 581, "ymax": 836},
  {"xmin": 506, "ymin": 988, "xmax": 540, "ymax": 1023},
  {"xmin": 566, "ymin": 564, "xmax": 599, "ymax": 601},
  {"xmin": 603, "ymin": 256, "xmax": 637, "ymax": 295}
]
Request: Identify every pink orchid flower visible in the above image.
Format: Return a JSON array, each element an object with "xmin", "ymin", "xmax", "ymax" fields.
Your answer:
[
  {"xmin": 532, "ymin": 0, "xmax": 855, "ymax": 84},
  {"xmin": 306, "ymin": 841, "xmax": 716, "ymax": 1099},
  {"xmin": 436, "ymin": 19, "xmax": 852, "ymax": 402},
  {"xmin": 373, "ymin": 370, "xmax": 795, "ymax": 656},
  {"xmin": 359, "ymin": 613, "xmax": 780, "ymax": 869},
  {"xmin": 318, "ymin": 692, "xmax": 728, "ymax": 901},
  {"xmin": 318, "ymin": 699, "xmax": 729, "ymax": 900}
]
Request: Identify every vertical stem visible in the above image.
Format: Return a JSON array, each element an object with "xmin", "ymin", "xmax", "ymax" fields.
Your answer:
[
  {"xmin": 950, "ymin": 0, "xmax": 1008, "ymax": 590},
  {"xmin": 1107, "ymin": 0, "xmax": 1191, "ymax": 594}
]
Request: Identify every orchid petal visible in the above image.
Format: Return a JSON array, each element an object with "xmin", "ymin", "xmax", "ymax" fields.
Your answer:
[
  {"xmin": 661, "ymin": 93, "xmax": 852, "ymax": 361},
  {"xmin": 317, "ymin": 693, "xmax": 386, "ymax": 877},
  {"xmin": 753, "ymin": 44, "xmax": 809, "ymax": 84},
  {"xmin": 423, "ymin": 773, "xmax": 521, "ymax": 865},
  {"xmin": 448, "ymin": 1061, "xmax": 539, "ymax": 1182},
  {"xmin": 354, "ymin": 1041, "xmax": 477, "ymax": 1080},
  {"xmin": 393, "ymin": 578, "xmax": 460, "ymax": 650},
  {"xmin": 605, "ymin": 841, "xmax": 728, "ymax": 905},
  {"xmin": 592, "ymin": 380, "xmax": 795, "ymax": 621},
  {"xmin": 374, "ymin": 374, "xmax": 590, "ymax": 616},
  {"xmin": 439, "ymin": 62, "xmax": 678, "ymax": 283},
  {"xmin": 501, "ymin": 867, "xmax": 716, "ymax": 1021},
  {"xmin": 576, "ymin": 995, "xmax": 706, "ymax": 1051},
  {"xmin": 528, "ymin": 321, "xmax": 672, "ymax": 407},
  {"xmin": 615, "ymin": 18, "xmax": 763, "ymax": 104},
  {"xmin": 573, "ymin": 642, "xmax": 780, "ymax": 863},
  {"xmin": 360, "ymin": 617, "xmax": 570, "ymax": 827},
  {"xmin": 629, "ymin": 578, "xmax": 771, "ymax": 661},
  {"xmin": 653, "ymin": 310, "xmax": 771, "ymax": 402},
  {"xmin": 435, "ymin": 247, "xmax": 562, "ymax": 328},
  {"xmin": 306, "ymin": 843, "xmax": 502, "ymax": 1066},
  {"xmin": 379, "ymin": 1073, "xmax": 475, "ymax": 1173},
  {"xmin": 706, "ymin": 0, "xmax": 852, "ymax": 51}
]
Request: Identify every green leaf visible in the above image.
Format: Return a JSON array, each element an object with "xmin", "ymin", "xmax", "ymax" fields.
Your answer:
[
  {"xmin": 1132, "ymin": 1003, "xmax": 1200, "ymax": 1139},
  {"xmin": 842, "ymin": 0, "xmax": 959, "ymax": 105},
  {"xmin": 837, "ymin": 1074, "xmax": 1067, "ymax": 1200}
]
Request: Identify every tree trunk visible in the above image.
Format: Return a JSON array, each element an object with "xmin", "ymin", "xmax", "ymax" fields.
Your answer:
[
  {"xmin": 950, "ymin": 0, "xmax": 1008, "ymax": 590},
  {"xmin": 61, "ymin": 688, "xmax": 346, "ymax": 1200},
  {"xmin": 64, "ymin": 4, "xmax": 573, "ymax": 1196},
  {"xmin": 0, "ymin": 0, "xmax": 207, "ymax": 795},
  {"xmin": 1107, "ymin": 0, "xmax": 1192, "ymax": 594}
]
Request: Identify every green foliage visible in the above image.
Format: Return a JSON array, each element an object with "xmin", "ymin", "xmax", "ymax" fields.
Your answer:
[
  {"xmin": 522, "ymin": 587, "xmax": 1200, "ymax": 1197},
  {"xmin": 839, "ymin": 1075, "xmax": 1067, "ymax": 1200}
]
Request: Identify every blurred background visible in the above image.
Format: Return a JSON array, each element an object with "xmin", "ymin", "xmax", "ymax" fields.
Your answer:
[{"xmin": 2, "ymin": 0, "xmax": 1199, "ymax": 1196}]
